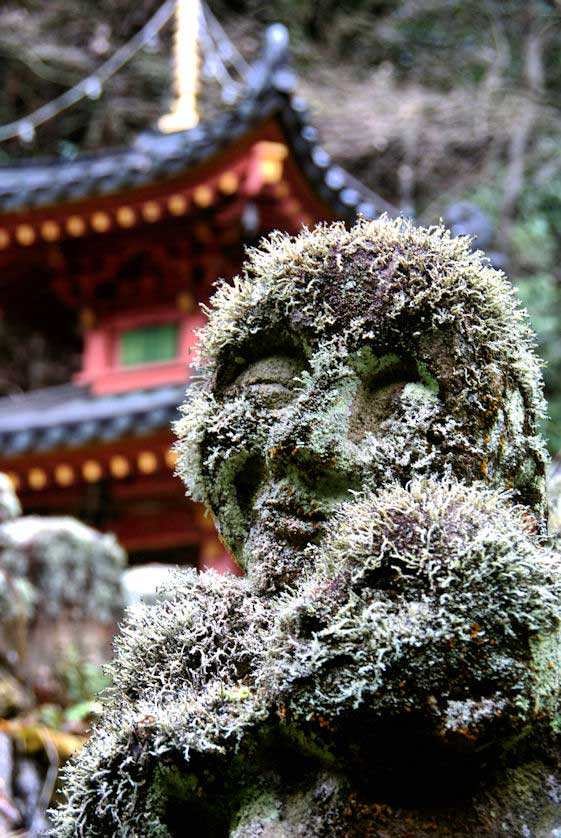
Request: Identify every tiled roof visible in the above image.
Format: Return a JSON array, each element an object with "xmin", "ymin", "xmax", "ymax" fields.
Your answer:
[
  {"xmin": 0, "ymin": 25, "xmax": 395, "ymax": 221},
  {"xmin": 0, "ymin": 382, "xmax": 184, "ymax": 456}
]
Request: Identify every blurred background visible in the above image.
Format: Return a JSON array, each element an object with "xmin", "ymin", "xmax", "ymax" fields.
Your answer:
[
  {"xmin": 0, "ymin": 0, "xmax": 560, "ymax": 449},
  {"xmin": 0, "ymin": 1, "xmax": 560, "ymax": 833}
]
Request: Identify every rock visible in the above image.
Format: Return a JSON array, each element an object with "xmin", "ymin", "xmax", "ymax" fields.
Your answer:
[
  {"xmin": 0, "ymin": 516, "xmax": 125, "ymax": 623},
  {"xmin": 0, "ymin": 514, "xmax": 126, "ymax": 688}
]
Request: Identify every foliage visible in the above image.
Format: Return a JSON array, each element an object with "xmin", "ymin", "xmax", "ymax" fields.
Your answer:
[
  {"xmin": 0, "ymin": 0, "xmax": 170, "ymax": 160},
  {"xmin": 39, "ymin": 647, "xmax": 111, "ymax": 727},
  {"xmin": 460, "ymin": 171, "xmax": 561, "ymax": 452},
  {"xmin": 0, "ymin": 718, "xmax": 85, "ymax": 762},
  {"xmin": 511, "ymin": 174, "xmax": 561, "ymax": 453},
  {"xmin": 517, "ymin": 274, "xmax": 561, "ymax": 452},
  {"xmin": 59, "ymin": 646, "xmax": 112, "ymax": 707}
]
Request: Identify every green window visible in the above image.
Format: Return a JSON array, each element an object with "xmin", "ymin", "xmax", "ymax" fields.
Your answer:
[{"xmin": 120, "ymin": 323, "xmax": 179, "ymax": 366}]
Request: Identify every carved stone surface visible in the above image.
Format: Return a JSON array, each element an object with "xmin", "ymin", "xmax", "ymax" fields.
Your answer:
[{"xmin": 51, "ymin": 218, "xmax": 561, "ymax": 837}]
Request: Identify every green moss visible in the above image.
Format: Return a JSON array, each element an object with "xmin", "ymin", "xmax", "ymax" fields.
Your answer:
[{"xmin": 416, "ymin": 359, "xmax": 439, "ymax": 394}]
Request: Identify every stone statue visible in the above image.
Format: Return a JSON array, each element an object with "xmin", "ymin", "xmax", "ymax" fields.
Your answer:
[
  {"xmin": 0, "ymin": 513, "xmax": 125, "ymax": 693},
  {"xmin": 0, "ymin": 476, "xmax": 125, "ymax": 834},
  {"xmin": 0, "ymin": 472, "xmax": 21, "ymax": 523},
  {"xmin": 51, "ymin": 218, "xmax": 561, "ymax": 837}
]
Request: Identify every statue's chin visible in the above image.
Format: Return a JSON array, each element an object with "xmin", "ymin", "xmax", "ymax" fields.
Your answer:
[{"xmin": 238, "ymin": 516, "xmax": 327, "ymax": 590}]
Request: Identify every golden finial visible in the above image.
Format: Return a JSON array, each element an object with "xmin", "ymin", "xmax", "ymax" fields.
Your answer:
[{"xmin": 159, "ymin": 0, "xmax": 201, "ymax": 133}]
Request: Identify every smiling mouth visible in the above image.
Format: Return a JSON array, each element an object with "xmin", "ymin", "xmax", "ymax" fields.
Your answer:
[{"xmin": 257, "ymin": 496, "xmax": 328, "ymax": 543}]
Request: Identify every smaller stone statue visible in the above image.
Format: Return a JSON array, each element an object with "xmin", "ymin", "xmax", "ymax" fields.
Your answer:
[
  {"xmin": 51, "ymin": 218, "xmax": 561, "ymax": 837},
  {"xmin": 0, "ymin": 480, "xmax": 125, "ymax": 698},
  {"xmin": 0, "ymin": 474, "xmax": 125, "ymax": 835},
  {"xmin": 0, "ymin": 472, "xmax": 21, "ymax": 523}
]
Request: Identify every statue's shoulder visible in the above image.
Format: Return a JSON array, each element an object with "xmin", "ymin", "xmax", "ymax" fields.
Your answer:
[{"xmin": 110, "ymin": 569, "xmax": 263, "ymax": 700}]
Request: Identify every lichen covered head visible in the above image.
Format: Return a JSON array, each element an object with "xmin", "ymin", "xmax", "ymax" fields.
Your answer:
[{"xmin": 175, "ymin": 217, "xmax": 547, "ymax": 586}]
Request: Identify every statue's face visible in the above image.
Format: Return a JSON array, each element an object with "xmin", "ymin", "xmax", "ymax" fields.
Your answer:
[
  {"xmin": 177, "ymin": 220, "xmax": 546, "ymax": 589},
  {"xmin": 208, "ymin": 320, "xmax": 451, "ymax": 588}
]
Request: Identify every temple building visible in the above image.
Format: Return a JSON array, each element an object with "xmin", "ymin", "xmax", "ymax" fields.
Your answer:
[{"xmin": 0, "ymin": 10, "xmax": 394, "ymax": 570}]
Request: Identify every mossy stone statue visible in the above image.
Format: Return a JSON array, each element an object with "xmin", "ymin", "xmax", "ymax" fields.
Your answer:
[{"xmin": 51, "ymin": 218, "xmax": 561, "ymax": 837}]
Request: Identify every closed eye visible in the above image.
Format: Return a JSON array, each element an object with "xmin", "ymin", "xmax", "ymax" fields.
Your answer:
[
  {"xmin": 221, "ymin": 355, "xmax": 306, "ymax": 408},
  {"xmin": 348, "ymin": 353, "xmax": 423, "ymax": 442}
]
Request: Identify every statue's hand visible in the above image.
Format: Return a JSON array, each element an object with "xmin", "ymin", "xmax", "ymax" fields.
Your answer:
[{"xmin": 258, "ymin": 478, "xmax": 561, "ymax": 752}]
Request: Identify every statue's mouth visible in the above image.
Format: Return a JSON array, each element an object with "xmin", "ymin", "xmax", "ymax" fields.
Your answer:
[
  {"xmin": 256, "ymin": 490, "xmax": 328, "ymax": 544},
  {"xmin": 267, "ymin": 506, "xmax": 326, "ymax": 543}
]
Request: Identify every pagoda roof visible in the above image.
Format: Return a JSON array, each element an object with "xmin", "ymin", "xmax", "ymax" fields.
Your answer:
[
  {"xmin": 0, "ymin": 25, "xmax": 395, "ymax": 222},
  {"xmin": 0, "ymin": 382, "xmax": 184, "ymax": 457}
]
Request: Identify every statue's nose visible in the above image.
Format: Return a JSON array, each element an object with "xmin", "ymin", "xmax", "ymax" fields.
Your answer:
[{"xmin": 265, "ymin": 388, "xmax": 351, "ymax": 478}]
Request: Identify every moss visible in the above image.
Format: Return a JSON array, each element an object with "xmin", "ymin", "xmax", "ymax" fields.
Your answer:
[
  {"xmin": 259, "ymin": 479, "xmax": 561, "ymax": 747},
  {"xmin": 50, "ymin": 482, "xmax": 561, "ymax": 835},
  {"xmin": 49, "ymin": 571, "xmax": 272, "ymax": 836},
  {"xmin": 51, "ymin": 219, "xmax": 561, "ymax": 835},
  {"xmin": 176, "ymin": 217, "xmax": 548, "ymax": 583}
]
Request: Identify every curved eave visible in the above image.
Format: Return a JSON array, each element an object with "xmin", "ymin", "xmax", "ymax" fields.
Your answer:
[
  {"xmin": 0, "ymin": 382, "xmax": 185, "ymax": 458},
  {"xmin": 0, "ymin": 25, "xmax": 396, "ymax": 249},
  {"xmin": 0, "ymin": 380, "xmax": 184, "ymax": 498}
]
